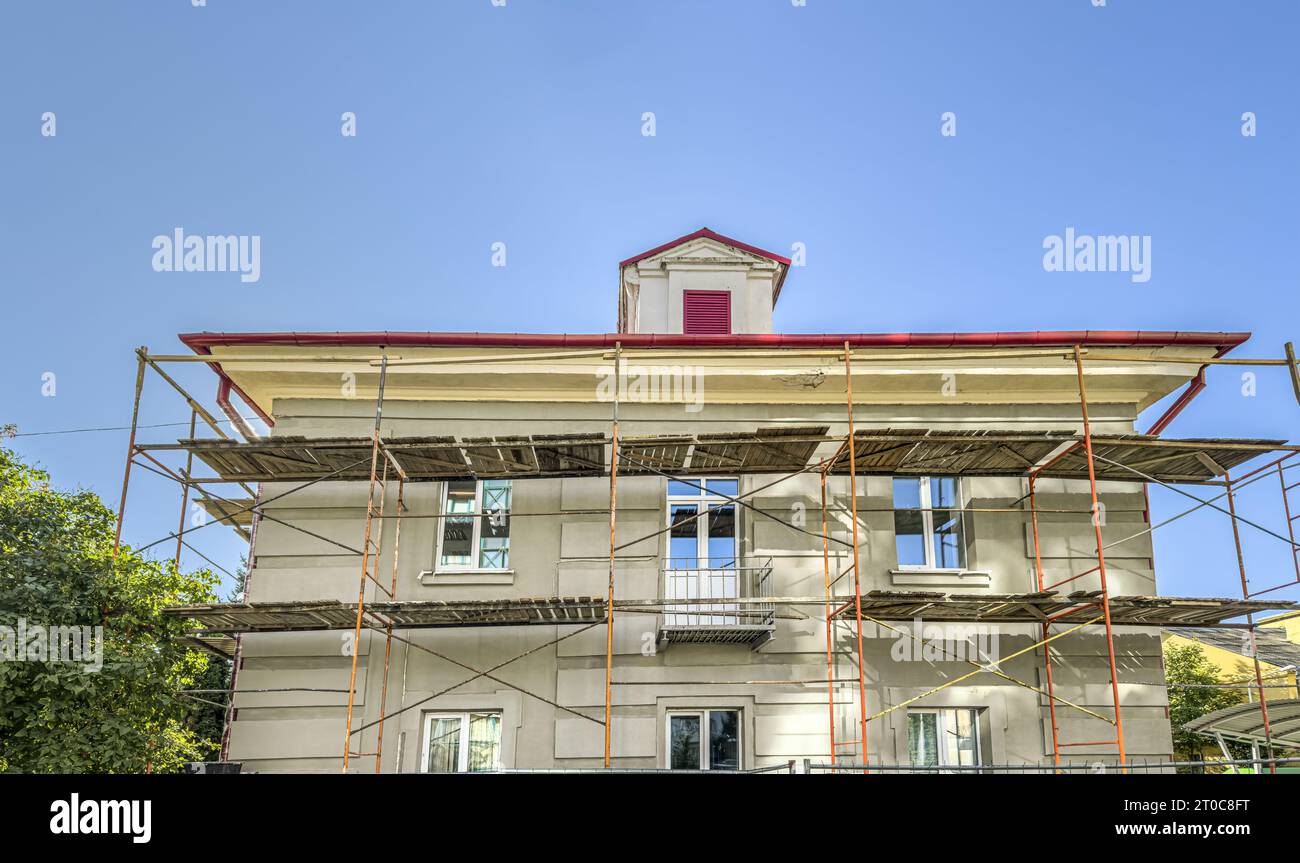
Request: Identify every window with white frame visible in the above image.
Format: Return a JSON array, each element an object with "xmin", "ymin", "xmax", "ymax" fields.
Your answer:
[
  {"xmin": 436, "ymin": 479, "xmax": 511, "ymax": 570},
  {"xmin": 420, "ymin": 711, "xmax": 502, "ymax": 773},
  {"xmin": 907, "ymin": 708, "xmax": 981, "ymax": 770},
  {"xmin": 666, "ymin": 477, "xmax": 738, "ymax": 567},
  {"xmin": 892, "ymin": 476, "xmax": 965, "ymax": 569},
  {"xmin": 665, "ymin": 478, "xmax": 740, "ymax": 626},
  {"xmin": 666, "ymin": 709, "xmax": 741, "ymax": 770}
]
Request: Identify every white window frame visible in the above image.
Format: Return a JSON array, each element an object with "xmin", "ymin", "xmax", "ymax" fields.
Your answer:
[
  {"xmin": 664, "ymin": 479, "xmax": 741, "ymax": 626},
  {"xmin": 665, "ymin": 708, "xmax": 743, "ymax": 771},
  {"xmin": 434, "ymin": 479, "xmax": 511, "ymax": 572},
  {"xmin": 893, "ymin": 475, "xmax": 966, "ymax": 572},
  {"xmin": 907, "ymin": 707, "xmax": 981, "ymax": 769},
  {"xmin": 419, "ymin": 711, "xmax": 502, "ymax": 773},
  {"xmin": 665, "ymin": 477, "xmax": 739, "ymax": 565}
]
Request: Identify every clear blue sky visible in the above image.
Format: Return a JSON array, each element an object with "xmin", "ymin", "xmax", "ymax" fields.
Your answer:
[{"xmin": 2, "ymin": 1, "xmax": 1297, "ymax": 602}]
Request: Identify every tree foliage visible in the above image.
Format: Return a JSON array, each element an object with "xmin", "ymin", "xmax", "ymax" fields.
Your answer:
[
  {"xmin": 1164, "ymin": 639, "xmax": 1247, "ymax": 762},
  {"xmin": 0, "ymin": 447, "xmax": 219, "ymax": 773}
]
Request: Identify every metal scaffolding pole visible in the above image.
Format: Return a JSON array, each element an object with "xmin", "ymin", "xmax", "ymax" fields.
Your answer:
[
  {"xmin": 604, "ymin": 343, "xmax": 621, "ymax": 768},
  {"xmin": 173, "ymin": 409, "xmax": 197, "ymax": 567},
  {"xmin": 342, "ymin": 355, "xmax": 389, "ymax": 773},
  {"xmin": 843, "ymin": 342, "xmax": 869, "ymax": 771},
  {"xmin": 1027, "ymin": 474, "xmax": 1063, "ymax": 767},
  {"xmin": 113, "ymin": 349, "xmax": 148, "ymax": 556},
  {"xmin": 1224, "ymin": 470, "xmax": 1277, "ymax": 774},
  {"xmin": 220, "ymin": 481, "xmax": 261, "ymax": 763},
  {"xmin": 1286, "ymin": 342, "xmax": 1300, "ymax": 409},
  {"xmin": 1072, "ymin": 345, "xmax": 1128, "ymax": 768},
  {"xmin": 373, "ymin": 475, "xmax": 405, "ymax": 773}
]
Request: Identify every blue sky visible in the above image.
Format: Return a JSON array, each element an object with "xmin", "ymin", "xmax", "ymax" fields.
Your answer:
[{"xmin": 2, "ymin": 1, "xmax": 1298, "ymax": 602}]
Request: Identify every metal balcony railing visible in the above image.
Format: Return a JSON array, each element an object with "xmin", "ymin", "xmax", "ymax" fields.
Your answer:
[{"xmin": 659, "ymin": 557, "xmax": 775, "ymax": 647}]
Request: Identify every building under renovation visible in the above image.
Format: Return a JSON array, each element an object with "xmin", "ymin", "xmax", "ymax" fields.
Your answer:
[{"xmin": 119, "ymin": 228, "xmax": 1300, "ymax": 772}]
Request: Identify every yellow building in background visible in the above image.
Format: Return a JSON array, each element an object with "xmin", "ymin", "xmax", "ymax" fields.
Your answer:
[
  {"xmin": 1163, "ymin": 624, "xmax": 1300, "ymax": 702},
  {"xmin": 1260, "ymin": 609, "xmax": 1300, "ymax": 645}
]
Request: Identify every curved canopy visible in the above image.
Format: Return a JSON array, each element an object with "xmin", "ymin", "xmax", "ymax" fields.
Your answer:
[{"xmin": 1184, "ymin": 698, "xmax": 1300, "ymax": 747}]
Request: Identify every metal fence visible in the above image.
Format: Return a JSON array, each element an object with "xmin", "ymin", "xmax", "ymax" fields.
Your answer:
[
  {"xmin": 804, "ymin": 756, "xmax": 1300, "ymax": 774},
  {"xmin": 492, "ymin": 761, "xmax": 797, "ymax": 775}
]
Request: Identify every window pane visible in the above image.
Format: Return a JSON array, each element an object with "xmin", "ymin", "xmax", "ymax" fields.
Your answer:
[
  {"xmin": 908, "ymin": 713, "xmax": 939, "ymax": 767},
  {"xmin": 669, "ymin": 715, "xmax": 701, "ymax": 770},
  {"xmin": 930, "ymin": 477, "xmax": 964, "ymax": 568},
  {"xmin": 466, "ymin": 713, "xmax": 501, "ymax": 772},
  {"xmin": 478, "ymin": 480, "xmax": 511, "ymax": 569},
  {"xmin": 893, "ymin": 478, "xmax": 925, "ymax": 566},
  {"xmin": 668, "ymin": 479, "xmax": 703, "ymax": 497},
  {"xmin": 708, "ymin": 710, "xmax": 740, "ymax": 770},
  {"xmin": 707, "ymin": 478, "xmax": 738, "ymax": 498},
  {"xmin": 952, "ymin": 708, "xmax": 978, "ymax": 766},
  {"xmin": 669, "ymin": 504, "xmax": 699, "ymax": 565},
  {"xmin": 425, "ymin": 717, "xmax": 462, "ymax": 773},
  {"xmin": 893, "ymin": 477, "xmax": 922, "ymax": 509},
  {"xmin": 706, "ymin": 504, "xmax": 736, "ymax": 568},
  {"xmin": 440, "ymin": 480, "xmax": 477, "ymax": 567}
]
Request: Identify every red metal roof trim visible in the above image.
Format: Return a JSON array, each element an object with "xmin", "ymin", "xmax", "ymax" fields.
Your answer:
[
  {"xmin": 181, "ymin": 330, "xmax": 1248, "ymax": 352},
  {"xmin": 618, "ymin": 227, "xmax": 793, "ymax": 269}
]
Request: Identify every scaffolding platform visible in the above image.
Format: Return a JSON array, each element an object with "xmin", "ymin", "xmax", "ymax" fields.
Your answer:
[
  {"xmin": 824, "ymin": 429, "xmax": 1289, "ymax": 484},
  {"xmin": 168, "ymin": 590, "xmax": 1293, "ymax": 635},
  {"xmin": 169, "ymin": 596, "xmax": 610, "ymax": 634},
  {"xmin": 142, "ymin": 427, "xmax": 1291, "ymax": 486}
]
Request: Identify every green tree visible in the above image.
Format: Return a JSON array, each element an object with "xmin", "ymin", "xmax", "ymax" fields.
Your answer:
[
  {"xmin": 0, "ymin": 447, "xmax": 218, "ymax": 773},
  {"xmin": 1164, "ymin": 640, "xmax": 1247, "ymax": 765},
  {"xmin": 181, "ymin": 556, "xmax": 247, "ymax": 753}
]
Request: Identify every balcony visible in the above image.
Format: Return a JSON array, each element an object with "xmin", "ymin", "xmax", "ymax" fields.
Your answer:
[{"xmin": 658, "ymin": 557, "xmax": 775, "ymax": 649}]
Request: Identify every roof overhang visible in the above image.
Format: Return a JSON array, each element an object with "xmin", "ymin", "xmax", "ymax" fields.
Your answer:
[{"xmin": 177, "ymin": 331, "xmax": 1247, "ymax": 430}]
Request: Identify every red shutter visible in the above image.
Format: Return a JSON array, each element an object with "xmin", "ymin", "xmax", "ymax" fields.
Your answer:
[{"xmin": 682, "ymin": 290, "xmax": 731, "ymax": 335}]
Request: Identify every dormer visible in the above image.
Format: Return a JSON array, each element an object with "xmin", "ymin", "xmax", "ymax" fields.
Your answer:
[{"xmin": 617, "ymin": 228, "xmax": 791, "ymax": 335}]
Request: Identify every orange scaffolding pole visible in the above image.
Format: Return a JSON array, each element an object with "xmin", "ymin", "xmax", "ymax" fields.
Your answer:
[
  {"xmin": 342, "ymin": 355, "xmax": 388, "ymax": 773},
  {"xmin": 373, "ymin": 476, "xmax": 405, "ymax": 773},
  {"xmin": 1072, "ymin": 345, "xmax": 1127, "ymax": 769},
  {"xmin": 843, "ymin": 343, "xmax": 869, "ymax": 771}
]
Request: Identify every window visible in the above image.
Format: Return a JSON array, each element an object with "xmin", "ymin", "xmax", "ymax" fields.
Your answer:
[
  {"xmin": 666, "ymin": 478, "xmax": 738, "ymax": 567},
  {"xmin": 421, "ymin": 712, "xmax": 502, "ymax": 773},
  {"xmin": 893, "ymin": 476, "xmax": 965, "ymax": 569},
  {"xmin": 665, "ymin": 478, "xmax": 739, "ymax": 626},
  {"xmin": 907, "ymin": 708, "xmax": 981, "ymax": 770},
  {"xmin": 682, "ymin": 290, "xmax": 731, "ymax": 334},
  {"xmin": 667, "ymin": 709, "xmax": 741, "ymax": 770},
  {"xmin": 437, "ymin": 479, "xmax": 511, "ymax": 570}
]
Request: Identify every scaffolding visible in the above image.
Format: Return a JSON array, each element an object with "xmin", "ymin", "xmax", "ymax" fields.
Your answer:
[{"xmin": 112, "ymin": 340, "xmax": 1300, "ymax": 773}]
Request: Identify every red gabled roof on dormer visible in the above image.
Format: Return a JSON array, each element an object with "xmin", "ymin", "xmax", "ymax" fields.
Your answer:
[{"xmin": 618, "ymin": 227, "xmax": 793, "ymax": 269}]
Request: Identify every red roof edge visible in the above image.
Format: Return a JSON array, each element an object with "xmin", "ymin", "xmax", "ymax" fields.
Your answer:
[
  {"xmin": 618, "ymin": 227, "xmax": 793, "ymax": 269},
  {"xmin": 180, "ymin": 330, "xmax": 1250, "ymax": 352}
]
